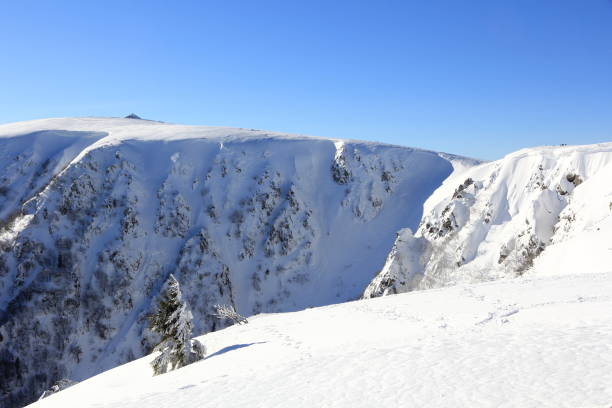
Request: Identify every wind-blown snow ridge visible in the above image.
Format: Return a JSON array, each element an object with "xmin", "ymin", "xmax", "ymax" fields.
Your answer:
[
  {"xmin": 364, "ymin": 141, "xmax": 612, "ymax": 297},
  {"xmin": 30, "ymin": 270, "xmax": 612, "ymax": 408},
  {"xmin": 0, "ymin": 117, "xmax": 477, "ymax": 408}
]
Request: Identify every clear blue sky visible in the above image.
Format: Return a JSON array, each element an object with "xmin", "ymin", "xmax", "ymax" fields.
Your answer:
[{"xmin": 1, "ymin": 0, "xmax": 611, "ymax": 159}]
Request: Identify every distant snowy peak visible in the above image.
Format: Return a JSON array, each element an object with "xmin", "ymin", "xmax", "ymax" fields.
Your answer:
[
  {"xmin": 0, "ymin": 117, "xmax": 477, "ymax": 408},
  {"xmin": 364, "ymin": 142, "xmax": 612, "ymax": 298}
]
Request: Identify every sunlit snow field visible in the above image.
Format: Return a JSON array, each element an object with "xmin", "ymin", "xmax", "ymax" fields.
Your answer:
[{"xmin": 31, "ymin": 269, "xmax": 612, "ymax": 408}]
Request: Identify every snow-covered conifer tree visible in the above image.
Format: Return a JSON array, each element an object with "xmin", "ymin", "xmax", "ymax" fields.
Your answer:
[{"xmin": 149, "ymin": 274, "xmax": 205, "ymax": 375}]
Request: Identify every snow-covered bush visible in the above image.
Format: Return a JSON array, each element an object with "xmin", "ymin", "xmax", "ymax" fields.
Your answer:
[
  {"xmin": 148, "ymin": 275, "xmax": 205, "ymax": 375},
  {"xmin": 213, "ymin": 304, "xmax": 248, "ymax": 325},
  {"xmin": 38, "ymin": 379, "xmax": 78, "ymax": 400}
]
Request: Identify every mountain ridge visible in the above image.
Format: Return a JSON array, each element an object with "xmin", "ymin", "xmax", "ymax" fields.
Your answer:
[
  {"xmin": 0, "ymin": 117, "xmax": 476, "ymax": 408},
  {"xmin": 4, "ymin": 117, "xmax": 611, "ymax": 408},
  {"xmin": 364, "ymin": 139, "xmax": 612, "ymax": 297}
]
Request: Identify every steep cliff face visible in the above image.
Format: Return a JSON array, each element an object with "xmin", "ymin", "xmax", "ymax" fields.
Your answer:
[
  {"xmin": 364, "ymin": 143, "xmax": 612, "ymax": 298},
  {"xmin": 0, "ymin": 118, "xmax": 473, "ymax": 407}
]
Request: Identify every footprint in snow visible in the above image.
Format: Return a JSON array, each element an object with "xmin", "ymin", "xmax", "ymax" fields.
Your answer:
[{"xmin": 476, "ymin": 308, "xmax": 519, "ymax": 326}]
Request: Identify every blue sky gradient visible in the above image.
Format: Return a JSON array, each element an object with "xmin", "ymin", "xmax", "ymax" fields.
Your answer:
[{"xmin": 1, "ymin": 0, "xmax": 611, "ymax": 159}]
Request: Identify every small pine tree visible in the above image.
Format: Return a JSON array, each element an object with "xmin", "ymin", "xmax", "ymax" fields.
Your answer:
[{"xmin": 149, "ymin": 274, "xmax": 205, "ymax": 375}]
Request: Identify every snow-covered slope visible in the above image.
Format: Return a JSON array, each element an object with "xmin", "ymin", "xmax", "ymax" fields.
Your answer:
[
  {"xmin": 364, "ymin": 142, "xmax": 612, "ymax": 297},
  {"xmin": 0, "ymin": 117, "xmax": 475, "ymax": 407},
  {"xmin": 29, "ymin": 269, "xmax": 612, "ymax": 408}
]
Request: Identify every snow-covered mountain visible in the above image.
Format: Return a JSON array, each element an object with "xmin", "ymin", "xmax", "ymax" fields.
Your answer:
[
  {"xmin": 5, "ymin": 116, "xmax": 611, "ymax": 408},
  {"xmin": 28, "ymin": 270, "xmax": 612, "ymax": 408},
  {"xmin": 0, "ymin": 117, "xmax": 475, "ymax": 407},
  {"xmin": 364, "ymin": 142, "xmax": 612, "ymax": 298}
]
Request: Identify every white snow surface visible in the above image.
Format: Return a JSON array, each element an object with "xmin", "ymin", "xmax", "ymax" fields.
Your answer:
[
  {"xmin": 30, "ymin": 269, "xmax": 612, "ymax": 408},
  {"xmin": 364, "ymin": 141, "xmax": 612, "ymax": 297}
]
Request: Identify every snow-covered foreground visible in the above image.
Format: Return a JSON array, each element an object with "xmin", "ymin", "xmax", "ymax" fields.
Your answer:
[{"xmin": 32, "ymin": 270, "xmax": 612, "ymax": 408}]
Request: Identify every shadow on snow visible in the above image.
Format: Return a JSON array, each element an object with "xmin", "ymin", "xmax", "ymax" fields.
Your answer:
[{"xmin": 205, "ymin": 342, "xmax": 267, "ymax": 360}]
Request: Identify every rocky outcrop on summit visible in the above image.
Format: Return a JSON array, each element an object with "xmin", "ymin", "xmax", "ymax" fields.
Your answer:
[{"xmin": 0, "ymin": 118, "xmax": 472, "ymax": 408}]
